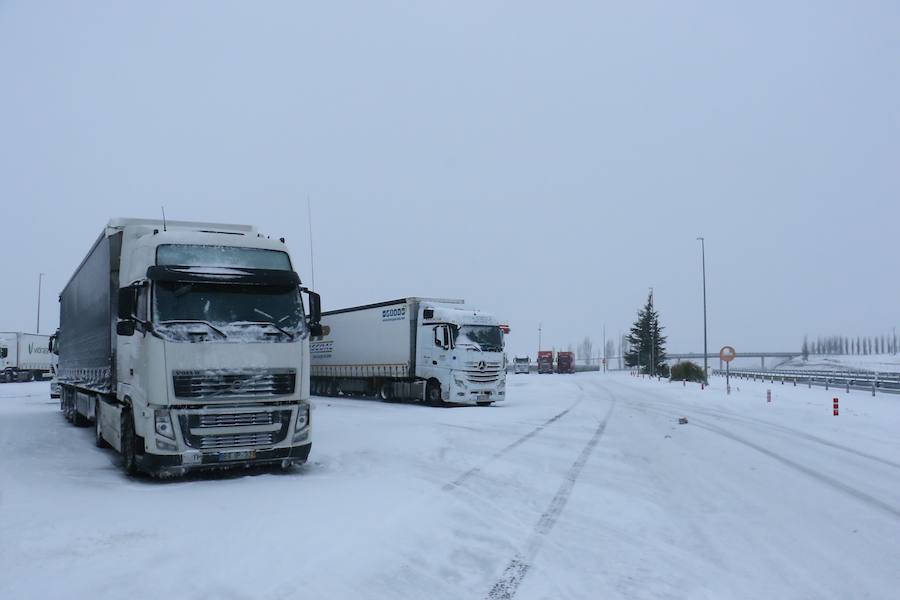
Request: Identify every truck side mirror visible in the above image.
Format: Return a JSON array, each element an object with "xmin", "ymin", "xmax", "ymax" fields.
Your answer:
[
  {"xmin": 116, "ymin": 320, "xmax": 135, "ymax": 337},
  {"xmin": 303, "ymin": 290, "xmax": 322, "ymax": 337},
  {"xmin": 307, "ymin": 291, "xmax": 321, "ymax": 323},
  {"xmin": 117, "ymin": 287, "xmax": 136, "ymax": 320}
]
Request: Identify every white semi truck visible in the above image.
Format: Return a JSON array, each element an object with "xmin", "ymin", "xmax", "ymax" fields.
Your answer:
[
  {"xmin": 0, "ymin": 332, "xmax": 52, "ymax": 382},
  {"xmin": 57, "ymin": 218, "xmax": 322, "ymax": 476},
  {"xmin": 310, "ymin": 298, "xmax": 506, "ymax": 406}
]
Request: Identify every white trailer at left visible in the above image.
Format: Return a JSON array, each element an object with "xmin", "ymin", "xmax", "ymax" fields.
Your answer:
[
  {"xmin": 56, "ymin": 218, "xmax": 322, "ymax": 476},
  {"xmin": 0, "ymin": 332, "xmax": 52, "ymax": 382}
]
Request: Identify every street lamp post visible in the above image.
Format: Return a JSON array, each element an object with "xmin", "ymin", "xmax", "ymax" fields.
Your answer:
[
  {"xmin": 697, "ymin": 237, "xmax": 708, "ymax": 382},
  {"xmin": 36, "ymin": 273, "xmax": 44, "ymax": 334},
  {"xmin": 538, "ymin": 323, "xmax": 542, "ymax": 358}
]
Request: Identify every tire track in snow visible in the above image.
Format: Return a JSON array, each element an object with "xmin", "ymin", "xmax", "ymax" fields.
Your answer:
[
  {"xmin": 625, "ymin": 389, "xmax": 900, "ymax": 471},
  {"xmin": 442, "ymin": 398, "xmax": 582, "ymax": 492},
  {"xmin": 485, "ymin": 394, "xmax": 617, "ymax": 600},
  {"xmin": 693, "ymin": 419, "xmax": 900, "ymax": 520},
  {"xmin": 629, "ymin": 400, "xmax": 900, "ymax": 520}
]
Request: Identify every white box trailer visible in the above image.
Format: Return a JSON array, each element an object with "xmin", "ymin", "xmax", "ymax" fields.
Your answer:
[
  {"xmin": 0, "ymin": 332, "xmax": 51, "ymax": 382},
  {"xmin": 311, "ymin": 298, "xmax": 506, "ymax": 406}
]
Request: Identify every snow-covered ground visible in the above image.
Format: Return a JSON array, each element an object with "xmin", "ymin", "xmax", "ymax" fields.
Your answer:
[
  {"xmin": 775, "ymin": 354, "xmax": 900, "ymax": 373},
  {"xmin": 2, "ymin": 374, "xmax": 899, "ymax": 599}
]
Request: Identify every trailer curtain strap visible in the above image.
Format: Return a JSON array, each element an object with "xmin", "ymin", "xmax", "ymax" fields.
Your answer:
[{"xmin": 146, "ymin": 266, "xmax": 301, "ymax": 286}]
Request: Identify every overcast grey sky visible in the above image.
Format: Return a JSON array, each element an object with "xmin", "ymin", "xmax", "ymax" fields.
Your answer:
[{"xmin": 2, "ymin": 1, "xmax": 898, "ymax": 359}]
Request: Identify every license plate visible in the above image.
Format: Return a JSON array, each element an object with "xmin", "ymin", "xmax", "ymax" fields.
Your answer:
[
  {"xmin": 475, "ymin": 394, "xmax": 490, "ymax": 402},
  {"xmin": 218, "ymin": 450, "xmax": 255, "ymax": 462}
]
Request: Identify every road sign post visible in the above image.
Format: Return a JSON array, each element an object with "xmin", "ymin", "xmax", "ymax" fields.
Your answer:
[{"xmin": 720, "ymin": 346, "xmax": 736, "ymax": 395}]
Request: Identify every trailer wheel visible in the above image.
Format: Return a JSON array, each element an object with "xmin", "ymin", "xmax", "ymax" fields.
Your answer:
[
  {"xmin": 378, "ymin": 382, "xmax": 394, "ymax": 402},
  {"xmin": 426, "ymin": 380, "xmax": 443, "ymax": 404},
  {"xmin": 121, "ymin": 410, "xmax": 138, "ymax": 476},
  {"xmin": 94, "ymin": 399, "xmax": 109, "ymax": 448},
  {"xmin": 325, "ymin": 380, "xmax": 337, "ymax": 397}
]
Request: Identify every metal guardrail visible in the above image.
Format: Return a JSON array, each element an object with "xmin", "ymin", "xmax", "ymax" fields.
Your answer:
[{"xmin": 712, "ymin": 368, "xmax": 900, "ymax": 395}]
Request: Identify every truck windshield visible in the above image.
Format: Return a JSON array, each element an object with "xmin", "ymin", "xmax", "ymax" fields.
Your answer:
[
  {"xmin": 154, "ymin": 282, "xmax": 305, "ymax": 337},
  {"xmin": 455, "ymin": 326, "xmax": 504, "ymax": 352}
]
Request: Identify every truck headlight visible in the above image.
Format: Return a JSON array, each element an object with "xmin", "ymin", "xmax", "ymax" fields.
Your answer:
[
  {"xmin": 295, "ymin": 405, "xmax": 310, "ymax": 431},
  {"xmin": 453, "ymin": 375, "xmax": 467, "ymax": 387},
  {"xmin": 155, "ymin": 410, "xmax": 176, "ymax": 440}
]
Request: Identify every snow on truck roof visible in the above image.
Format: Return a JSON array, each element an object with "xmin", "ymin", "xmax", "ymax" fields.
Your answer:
[{"xmin": 107, "ymin": 218, "xmax": 257, "ymax": 235}]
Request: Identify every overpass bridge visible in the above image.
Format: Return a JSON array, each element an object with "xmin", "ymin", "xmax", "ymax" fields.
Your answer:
[{"xmin": 666, "ymin": 351, "xmax": 801, "ymax": 370}]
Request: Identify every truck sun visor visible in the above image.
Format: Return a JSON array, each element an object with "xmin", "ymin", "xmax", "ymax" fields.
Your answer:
[{"xmin": 146, "ymin": 265, "xmax": 301, "ymax": 286}]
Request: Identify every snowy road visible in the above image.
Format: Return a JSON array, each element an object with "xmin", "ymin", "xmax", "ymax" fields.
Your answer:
[{"xmin": 2, "ymin": 374, "xmax": 899, "ymax": 599}]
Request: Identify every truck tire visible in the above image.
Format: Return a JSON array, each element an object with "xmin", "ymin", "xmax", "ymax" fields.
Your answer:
[
  {"xmin": 94, "ymin": 399, "xmax": 109, "ymax": 448},
  {"xmin": 121, "ymin": 410, "xmax": 138, "ymax": 476},
  {"xmin": 426, "ymin": 380, "xmax": 443, "ymax": 404},
  {"xmin": 379, "ymin": 382, "xmax": 397, "ymax": 402}
]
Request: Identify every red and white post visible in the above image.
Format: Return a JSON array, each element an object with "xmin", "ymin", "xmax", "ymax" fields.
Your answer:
[{"xmin": 833, "ymin": 397, "xmax": 839, "ymax": 417}]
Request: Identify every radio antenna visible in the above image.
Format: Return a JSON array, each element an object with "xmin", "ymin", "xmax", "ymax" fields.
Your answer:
[
  {"xmin": 307, "ymin": 195, "xmax": 316, "ymax": 289},
  {"xmin": 161, "ymin": 206, "xmax": 168, "ymax": 232}
]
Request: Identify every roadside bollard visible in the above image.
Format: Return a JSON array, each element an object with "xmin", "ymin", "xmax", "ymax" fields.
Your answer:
[
  {"xmin": 846, "ymin": 381, "xmax": 850, "ymax": 394},
  {"xmin": 767, "ymin": 389, "xmax": 772, "ymax": 403},
  {"xmin": 833, "ymin": 397, "xmax": 839, "ymax": 416},
  {"xmin": 793, "ymin": 378, "xmax": 797, "ymax": 387},
  {"xmin": 683, "ymin": 379, "xmax": 686, "ymax": 387}
]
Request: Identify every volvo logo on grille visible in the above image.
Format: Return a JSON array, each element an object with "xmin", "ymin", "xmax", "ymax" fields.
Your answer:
[{"xmin": 478, "ymin": 361, "xmax": 486, "ymax": 372}]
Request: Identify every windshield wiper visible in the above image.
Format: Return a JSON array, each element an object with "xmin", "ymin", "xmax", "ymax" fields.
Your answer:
[
  {"xmin": 236, "ymin": 320, "xmax": 296, "ymax": 340},
  {"xmin": 158, "ymin": 319, "xmax": 228, "ymax": 339}
]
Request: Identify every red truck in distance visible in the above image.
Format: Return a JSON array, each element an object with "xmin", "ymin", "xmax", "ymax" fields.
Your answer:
[
  {"xmin": 556, "ymin": 351, "xmax": 576, "ymax": 374},
  {"xmin": 537, "ymin": 351, "xmax": 554, "ymax": 374}
]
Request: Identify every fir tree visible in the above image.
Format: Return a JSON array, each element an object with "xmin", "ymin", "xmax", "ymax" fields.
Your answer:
[{"xmin": 624, "ymin": 291, "xmax": 667, "ymax": 376}]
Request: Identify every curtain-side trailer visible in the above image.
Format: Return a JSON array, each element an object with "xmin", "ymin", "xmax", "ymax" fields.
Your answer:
[{"xmin": 310, "ymin": 298, "xmax": 506, "ymax": 406}]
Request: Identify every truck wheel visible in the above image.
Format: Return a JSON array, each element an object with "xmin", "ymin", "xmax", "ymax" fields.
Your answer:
[
  {"xmin": 121, "ymin": 411, "xmax": 138, "ymax": 476},
  {"xmin": 426, "ymin": 380, "xmax": 443, "ymax": 404},
  {"xmin": 326, "ymin": 381, "xmax": 337, "ymax": 397},
  {"xmin": 94, "ymin": 399, "xmax": 109, "ymax": 448}
]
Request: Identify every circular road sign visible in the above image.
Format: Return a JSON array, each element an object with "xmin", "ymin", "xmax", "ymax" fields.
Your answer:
[{"xmin": 719, "ymin": 346, "xmax": 737, "ymax": 363}]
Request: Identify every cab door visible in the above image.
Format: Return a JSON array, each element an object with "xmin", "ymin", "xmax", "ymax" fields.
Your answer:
[{"xmin": 421, "ymin": 324, "xmax": 452, "ymax": 386}]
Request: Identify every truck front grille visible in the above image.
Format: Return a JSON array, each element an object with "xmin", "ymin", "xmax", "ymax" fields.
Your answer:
[
  {"xmin": 199, "ymin": 412, "xmax": 274, "ymax": 427},
  {"xmin": 463, "ymin": 361, "xmax": 503, "ymax": 384},
  {"xmin": 466, "ymin": 371, "xmax": 502, "ymax": 384},
  {"xmin": 172, "ymin": 369, "xmax": 296, "ymax": 399},
  {"xmin": 198, "ymin": 433, "xmax": 274, "ymax": 450},
  {"xmin": 177, "ymin": 410, "xmax": 292, "ymax": 450}
]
